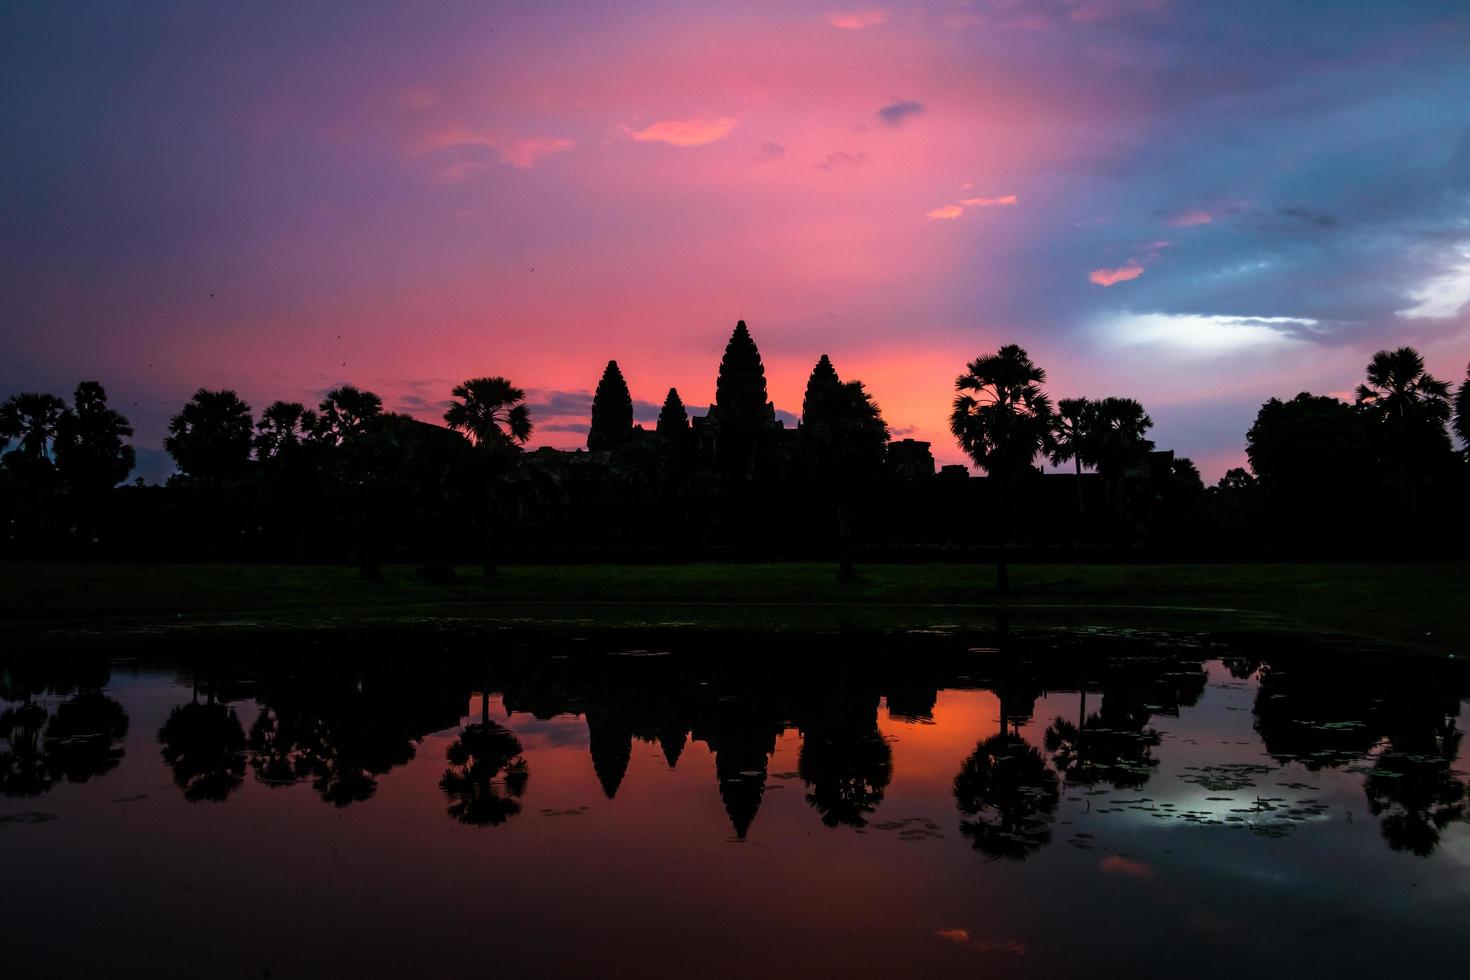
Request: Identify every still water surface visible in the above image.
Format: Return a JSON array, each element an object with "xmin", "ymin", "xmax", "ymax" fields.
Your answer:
[{"xmin": 2, "ymin": 627, "xmax": 1468, "ymax": 978}]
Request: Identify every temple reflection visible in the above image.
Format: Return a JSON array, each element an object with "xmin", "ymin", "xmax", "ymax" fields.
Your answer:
[{"xmin": 2, "ymin": 629, "xmax": 1467, "ymax": 859}]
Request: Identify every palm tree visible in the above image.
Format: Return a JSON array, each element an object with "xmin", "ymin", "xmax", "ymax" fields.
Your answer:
[
  {"xmin": 952, "ymin": 732, "xmax": 1060, "ymax": 860},
  {"xmin": 802, "ymin": 358, "xmax": 889, "ymax": 579},
  {"xmin": 441, "ymin": 692, "xmax": 528, "ymax": 827},
  {"xmin": 1355, "ymin": 347, "xmax": 1453, "ymax": 534},
  {"xmin": 164, "ymin": 388, "xmax": 253, "ymax": 555},
  {"xmin": 1454, "ymin": 362, "xmax": 1469, "ymax": 451},
  {"xmin": 254, "ymin": 401, "xmax": 320, "ymax": 559},
  {"xmin": 1049, "ymin": 397, "xmax": 1096, "ymax": 537},
  {"xmin": 0, "ymin": 392, "xmax": 66, "ymax": 469},
  {"xmin": 443, "ymin": 377, "xmax": 532, "ymax": 576},
  {"xmin": 254, "ymin": 401, "xmax": 318, "ymax": 461},
  {"xmin": 55, "ymin": 381, "xmax": 135, "ymax": 547},
  {"xmin": 949, "ymin": 345, "xmax": 1053, "ymax": 594},
  {"xmin": 1090, "ymin": 397, "xmax": 1154, "ymax": 537},
  {"xmin": 164, "ymin": 388, "xmax": 254, "ymax": 486},
  {"xmin": 315, "ymin": 385, "xmax": 382, "ymax": 446}
]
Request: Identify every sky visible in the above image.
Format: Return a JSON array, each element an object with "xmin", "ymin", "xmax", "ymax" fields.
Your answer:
[{"xmin": 3, "ymin": 0, "xmax": 1469, "ymax": 483}]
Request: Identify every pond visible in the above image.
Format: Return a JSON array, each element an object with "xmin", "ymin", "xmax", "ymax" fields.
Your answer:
[{"xmin": 2, "ymin": 625, "xmax": 1468, "ymax": 978}]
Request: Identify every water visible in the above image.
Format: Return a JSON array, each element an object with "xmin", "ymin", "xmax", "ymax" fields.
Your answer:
[{"xmin": 2, "ymin": 626, "xmax": 1468, "ymax": 978}]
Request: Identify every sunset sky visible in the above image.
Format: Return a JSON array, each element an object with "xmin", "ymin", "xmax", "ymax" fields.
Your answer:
[{"xmin": 4, "ymin": 0, "xmax": 1469, "ymax": 482}]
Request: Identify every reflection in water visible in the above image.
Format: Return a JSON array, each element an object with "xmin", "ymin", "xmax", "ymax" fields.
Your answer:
[
  {"xmin": 953, "ymin": 733, "xmax": 1059, "ymax": 860},
  {"xmin": 1, "ymin": 655, "xmax": 128, "ymax": 798},
  {"xmin": 158, "ymin": 700, "xmax": 247, "ymax": 803},
  {"xmin": 3, "ymin": 628, "xmax": 1470, "ymax": 977},
  {"xmin": 442, "ymin": 692, "xmax": 528, "ymax": 826}
]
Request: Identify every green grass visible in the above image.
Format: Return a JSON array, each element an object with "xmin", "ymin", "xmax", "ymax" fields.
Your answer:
[{"xmin": 1, "ymin": 560, "xmax": 1465, "ymax": 654}]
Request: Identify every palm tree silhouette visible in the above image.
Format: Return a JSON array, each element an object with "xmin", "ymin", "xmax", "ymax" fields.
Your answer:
[
  {"xmin": 952, "ymin": 732, "xmax": 1059, "ymax": 860},
  {"xmin": 164, "ymin": 388, "xmax": 254, "ymax": 554},
  {"xmin": 164, "ymin": 388, "xmax": 254, "ymax": 482},
  {"xmin": 443, "ymin": 377, "xmax": 532, "ymax": 576},
  {"xmin": 0, "ymin": 700, "xmax": 53, "ymax": 798},
  {"xmin": 158, "ymin": 699, "xmax": 248, "ymax": 803},
  {"xmin": 1355, "ymin": 347, "xmax": 1454, "ymax": 535},
  {"xmin": 1089, "ymin": 397, "xmax": 1154, "ymax": 537},
  {"xmin": 254, "ymin": 401, "xmax": 320, "ymax": 559},
  {"xmin": 1454, "ymin": 362, "xmax": 1469, "ymax": 451},
  {"xmin": 0, "ymin": 392, "xmax": 66, "ymax": 468},
  {"xmin": 950, "ymin": 345, "xmax": 1053, "ymax": 594},
  {"xmin": 441, "ymin": 690, "xmax": 528, "ymax": 826},
  {"xmin": 54, "ymin": 382, "xmax": 135, "ymax": 547},
  {"xmin": 802, "ymin": 357, "xmax": 889, "ymax": 579},
  {"xmin": 1048, "ymin": 396, "xmax": 1096, "ymax": 537}
]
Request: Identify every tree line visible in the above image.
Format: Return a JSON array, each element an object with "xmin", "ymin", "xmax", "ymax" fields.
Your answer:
[
  {"xmin": 1, "ymin": 333, "xmax": 1466, "ymax": 573},
  {"xmin": 5, "ymin": 638, "xmax": 1465, "ymax": 855}
]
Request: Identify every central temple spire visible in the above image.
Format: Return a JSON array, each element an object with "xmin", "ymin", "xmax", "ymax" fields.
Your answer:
[{"xmin": 715, "ymin": 320, "xmax": 772, "ymax": 432}]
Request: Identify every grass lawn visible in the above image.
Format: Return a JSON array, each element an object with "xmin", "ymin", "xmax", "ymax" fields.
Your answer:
[{"xmin": 0, "ymin": 560, "xmax": 1465, "ymax": 655}]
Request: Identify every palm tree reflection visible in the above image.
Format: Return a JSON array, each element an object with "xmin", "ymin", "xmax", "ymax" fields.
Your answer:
[
  {"xmin": 441, "ymin": 692, "xmax": 528, "ymax": 827},
  {"xmin": 953, "ymin": 733, "xmax": 1059, "ymax": 861}
]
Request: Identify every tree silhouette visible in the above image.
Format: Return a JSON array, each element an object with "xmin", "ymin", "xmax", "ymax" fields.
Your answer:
[
  {"xmin": 1246, "ymin": 392, "xmax": 1372, "ymax": 539},
  {"xmin": 54, "ymin": 381, "xmax": 135, "ymax": 511},
  {"xmin": 165, "ymin": 388, "xmax": 254, "ymax": 484},
  {"xmin": 797, "ymin": 699, "xmax": 892, "ymax": 828},
  {"xmin": 588, "ymin": 360, "xmax": 634, "ymax": 452},
  {"xmin": 950, "ymin": 345, "xmax": 1053, "ymax": 593},
  {"xmin": 953, "ymin": 732, "xmax": 1059, "ymax": 860},
  {"xmin": 315, "ymin": 385, "xmax": 383, "ymax": 446},
  {"xmin": 254, "ymin": 401, "xmax": 318, "ymax": 461},
  {"xmin": 1355, "ymin": 347, "xmax": 1454, "ymax": 535},
  {"xmin": 0, "ymin": 700, "xmax": 53, "ymax": 797},
  {"xmin": 43, "ymin": 691, "xmax": 129, "ymax": 784},
  {"xmin": 1365, "ymin": 726, "xmax": 1465, "ymax": 856},
  {"xmin": 314, "ymin": 386, "xmax": 390, "ymax": 576},
  {"xmin": 164, "ymin": 388, "xmax": 253, "ymax": 554},
  {"xmin": 158, "ymin": 700, "xmax": 248, "ymax": 803},
  {"xmin": 802, "ymin": 357, "xmax": 889, "ymax": 578},
  {"xmin": 1044, "ymin": 685, "xmax": 1161, "ymax": 791},
  {"xmin": 1454, "ymin": 362, "xmax": 1469, "ymax": 450},
  {"xmin": 1049, "ymin": 396, "xmax": 1097, "ymax": 536},
  {"xmin": 0, "ymin": 392, "xmax": 66, "ymax": 469},
  {"xmin": 443, "ymin": 376, "xmax": 532, "ymax": 576},
  {"xmin": 442, "ymin": 712, "xmax": 529, "ymax": 827},
  {"xmin": 1089, "ymin": 397, "xmax": 1153, "ymax": 536},
  {"xmin": 254, "ymin": 401, "xmax": 321, "ymax": 559}
]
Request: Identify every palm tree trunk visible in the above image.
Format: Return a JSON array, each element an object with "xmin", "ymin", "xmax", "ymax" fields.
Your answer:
[
  {"xmin": 995, "ymin": 473, "xmax": 1010, "ymax": 596},
  {"xmin": 1073, "ymin": 456, "xmax": 1086, "ymax": 541},
  {"xmin": 483, "ymin": 485, "xmax": 497, "ymax": 578},
  {"xmin": 836, "ymin": 498, "xmax": 855, "ymax": 581}
]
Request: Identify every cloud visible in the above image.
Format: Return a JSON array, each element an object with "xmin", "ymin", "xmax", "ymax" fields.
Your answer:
[
  {"xmin": 960, "ymin": 194, "xmax": 1018, "ymax": 208},
  {"xmin": 1397, "ymin": 246, "xmax": 1470, "ymax": 319},
  {"xmin": 817, "ymin": 151, "xmax": 867, "ymax": 173},
  {"xmin": 877, "ymin": 99, "xmax": 925, "ymax": 127},
  {"xmin": 1276, "ymin": 206, "xmax": 1337, "ymax": 228},
  {"xmin": 929, "ymin": 193, "xmax": 1018, "ymax": 219},
  {"xmin": 1089, "ymin": 262, "xmax": 1144, "ymax": 286},
  {"xmin": 498, "ymin": 136, "xmax": 576, "ymax": 168},
  {"xmin": 1168, "ymin": 209, "xmax": 1214, "ymax": 227},
  {"xmin": 418, "ymin": 126, "xmax": 574, "ymax": 171},
  {"xmin": 1098, "ymin": 311, "xmax": 1315, "ymax": 354},
  {"xmin": 828, "ymin": 9, "xmax": 889, "ymax": 30},
  {"xmin": 761, "ymin": 141, "xmax": 786, "ymax": 159},
  {"xmin": 626, "ymin": 116, "xmax": 739, "ymax": 146}
]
